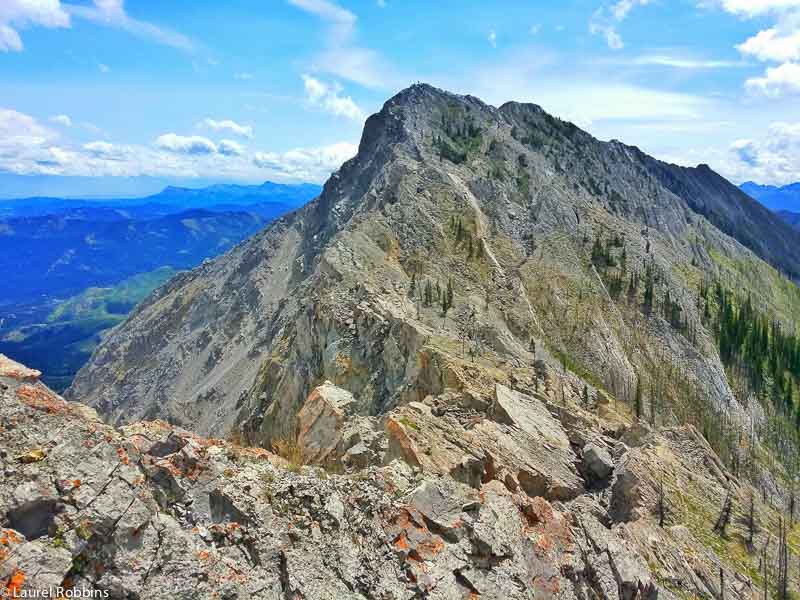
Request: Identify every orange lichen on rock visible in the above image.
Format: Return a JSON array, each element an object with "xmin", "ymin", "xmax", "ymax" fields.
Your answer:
[
  {"xmin": 116, "ymin": 447, "xmax": 130, "ymax": 465},
  {"xmin": 389, "ymin": 508, "xmax": 444, "ymax": 562},
  {"xmin": 393, "ymin": 531, "xmax": 410, "ymax": 551},
  {"xmin": 4, "ymin": 570, "xmax": 25, "ymax": 597},
  {"xmin": 0, "ymin": 354, "xmax": 40, "ymax": 382},
  {"xmin": 0, "ymin": 529, "xmax": 21, "ymax": 546},
  {"xmin": 16, "ymin": 384, "xmax": 68, "ymax": 414}
]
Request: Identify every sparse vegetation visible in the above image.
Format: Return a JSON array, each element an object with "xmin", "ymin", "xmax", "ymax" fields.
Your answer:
[{"xmin": 272, "ymin": 438, "xmax": 307, "ymax": 473}]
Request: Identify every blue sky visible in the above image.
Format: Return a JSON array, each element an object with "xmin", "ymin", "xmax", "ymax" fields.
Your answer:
[{"xmin": 1, "ymin": 0, "xmax": 800, "ymax": 198}]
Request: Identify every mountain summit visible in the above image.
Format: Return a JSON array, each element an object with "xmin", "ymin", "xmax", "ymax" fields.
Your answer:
[{"xmin": 70, "ymin": 83, "xmax": 799, "ymax": 443}]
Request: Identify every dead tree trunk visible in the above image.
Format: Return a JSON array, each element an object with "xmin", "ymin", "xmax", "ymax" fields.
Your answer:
[{"xmin": 714, "ymin": 485, "xmax": 733, "ymax": 537}]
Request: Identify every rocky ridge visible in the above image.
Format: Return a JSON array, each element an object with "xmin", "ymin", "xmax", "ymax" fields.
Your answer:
[
  {"xmin": 3, "ymin": 355, "xmax": 798, "ymax": 598},
  {"xmin": 69, "ymin": 85, "xmax": 800, "ymax": 453}
]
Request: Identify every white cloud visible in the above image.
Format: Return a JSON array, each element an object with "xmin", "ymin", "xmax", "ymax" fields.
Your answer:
[
  {"xmin": 317, "ymin": 46, "xmax": 395, "ymax": 89},
  {"xmin": 253, "ymin": 141, "xmax": 357, "ymax": 181},
  {"xmin": 288, "ymin": 0, "xmax": 355, "ymax": 40},
  {"xmin": 745, "ymin": 61, "xmax": 800, "ymax": 95},
  {"xmin": 714, "ymin": 0, "xmax": 800, "ymax": 96},
  {"xmin": 0, "ymin": 108, "xmax": 53, "ymax": 147},
  {"xmin": 0, "ymin": 108, "xmax": 68, "ymax": 175},
  {"xmin": 488, "ymin": 30, "xmax": 497, "ymax": 48},
  {"xmin": 376, "ymin": 0, "xmax": 386, "ymax": 7},
  {"xmin": 0, "ymin": 105, "xmax": 356, "ymax": 182},
  {"xmin": 611, "ymin": 0, "xmax": 651, "ymax": 20},
  {"xmin": 49, "ymin": 114, "xmax": 72, "ymax": 127},
  {"xmin": 235, "ymin": 72, "xmax": 254, "ymax": 80},
  {"xmin": 0, "ymin": 0, "xmax": 70, "ymax": 52},
  {"xmin": 716, "ymin": 0, "xmax": 800, "ymax": 17},
  {"xmin": 98, "ymin": 63, "xmax": 110, "ymax": 73},
  {"xmin": 543, "ymin": 84, "xmax": 710, "ymax": 124},
  {"xmin": 719, "ymin": 121, "xmax": 800, "ymax": 184},
  {"xmin": 593, "ymin": 24, "xmax": 623, "ymax": 50},
  {"xmin": 738, "ymin": 24, "xmax": 800, "ymax": 62},
  {"xmin": 199, "ymin": 118, "xmax": 254, "ymax": 139},
  {"xmin": 155, "ymin": 134, "xmax": 218, "ymax": 155},
  {"xmin": 83, "ymin": 141, "xmax": 116, "ymax": 156},
  {"xmin": 302, "ymin": 75, "xmax": 365, "ymax": 121},
  {"xmin": 66, "ymin": 0, "xmax": 193, "ymax": 51},
  {"xmin": 632, "ymin": 55, "xmax": 744, "ymax": 68},
  {"xmin": 218, "ymin": 139, "xmax": 245, "ymax": 156},
  {"xmin": 452, "ymin": 51, "xmax": 712, "ymax": 125},
  {"xmin": 288, "ymin": 0, "xmax": 397, "ymax": 89},
  {"xmin": 590, "ymin": 0, "xmax": 651, "ymax": 50}
]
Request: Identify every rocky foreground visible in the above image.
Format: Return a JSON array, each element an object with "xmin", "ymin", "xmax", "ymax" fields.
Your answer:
[{"xmin": 2, "ymin": 354, "xmax": 794, "ymax": 598}]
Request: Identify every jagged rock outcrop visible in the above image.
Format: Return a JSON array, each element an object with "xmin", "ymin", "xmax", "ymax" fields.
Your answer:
[
  {"xmin": 69, "ymin": 84, "xmax": 800, "ymax": 448},
  {"xmin": 0, "ymin": 356, "xmax": 643, "ymax": 598},
  {"xmin": 6, "ymin": 354, "xmax": 795, "ymax": 598}
]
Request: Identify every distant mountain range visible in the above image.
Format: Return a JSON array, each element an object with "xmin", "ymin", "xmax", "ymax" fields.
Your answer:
[
  {"xmin": 0, "ymin": 181, "xmax": 321, "ymax": 305},
  {"xmin": 0, "ymin": 180, "xmax": 320, "ymax": 390},
  {"xmin": 0, "ymin": 180, "xmax": 321, "ymax": 219},
  {"xmin": 739, "ymin": 181, "xmax": 800, "ymax": 230},
  {"xmin": 740, "ymin": 181, "xmax": 800, "ymax": 212}
]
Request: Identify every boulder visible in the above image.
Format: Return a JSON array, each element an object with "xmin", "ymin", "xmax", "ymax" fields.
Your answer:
[
  {"xmin": 382, "ymin": 390, "xmax": 584, "ymax": 500},
  {"xmin": 583, "ymin": 442, "xmax": 614, "ymax": 480},
  {"xmin": 295, "ymin": 381, "xmax": 355, "ymax": 464},
  {"xmin": 491, "ymin": 384, "xmax": 571, "ymax": 449},
  {"xmin": 489, "ymin": 384, "xmax": 584, "ymax": 499}
]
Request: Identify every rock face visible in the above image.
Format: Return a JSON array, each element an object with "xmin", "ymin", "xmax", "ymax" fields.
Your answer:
[
  {"xmin": 8, "ymin": 356, "xmax": 798, "ymax": 597},
  {"xmin": 0, "ymin": 357, "xmax": 651, "ymax": 599},
  {"xmin": 69, "ymin": 84, "xmax": 799, "ymax": 448}
]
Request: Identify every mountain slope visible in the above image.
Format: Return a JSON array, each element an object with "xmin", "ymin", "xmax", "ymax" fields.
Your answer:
[
  {"xmin": 70, "ymin": 84, "xmax": 800, "ymax": 456},
  {"xmin": 741, "ymin": 180, "xmax": 800, "ymax": 212},
  {"xmin": 778, "ymin": 209, "xmax": 800, "ymax": 230},
  {"xmin": 643, "ymin": 162, "xmax": 800, "ymax": 281}
]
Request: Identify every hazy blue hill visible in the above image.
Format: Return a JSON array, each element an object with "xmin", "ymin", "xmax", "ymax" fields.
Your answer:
[
  {"xmin": 0, "ymin": 180, "xmax": 321, "ymax": 219},
  {"xmin": 0, "ymin": 180, "xmax": 321, "ymax": 389},
  {"xmin": 740, "ymin": 181, "xmax": 800, "ymax": 211},
  {"xmin": 0, "ymin": 180, "xmax": 322, "ymax": 305},
  {"xmin": 0, "ymin": 208, "xmax": 270, "ymax": 305},
  {"xmin": 0, "ymin": 267, "xmax": 178, "ymax": 391}
]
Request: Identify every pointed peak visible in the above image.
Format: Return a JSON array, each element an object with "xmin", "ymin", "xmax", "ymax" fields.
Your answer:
[
  {"xmin": 380, "ymin": 83, "xmax": 495, "ymax": 118},
  {"xmin": 387, "ymin": 83, "xmax": 460, "ymax": 105}
]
